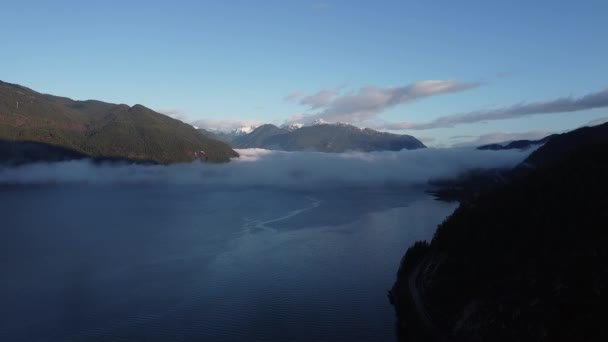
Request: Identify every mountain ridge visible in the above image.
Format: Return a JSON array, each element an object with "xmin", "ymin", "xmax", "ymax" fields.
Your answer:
[
  {"xmin": 477, "ymin": 134, "xmax": 557, "ymax": 151},
  {"xmin": 227, "ymin": 123, "xmax": 425, "ymax": 152},
  {"xmin": 0, "ymin": 80, "xmax": 238, "ymax": 163},
  {"xmin": 390, "ymin": 122, "xmax": 608, "ymax": 341}
]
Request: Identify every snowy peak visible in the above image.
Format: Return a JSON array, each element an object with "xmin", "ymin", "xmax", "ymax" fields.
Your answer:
[
  {"xmin": 283, "ymin": 120, "xmax": 360, "ymax": 131},
  {"xmin": 234, "ymin": 125, "xmax": 256, "ymax": 135},
  {"xmin": 204, "ymin": 125, "xmax": 258, "ymax": 136},
  {"xmin": 310, "ymin": 118, "xmax": 330, "ymax": 126},
  {"xmin": 282, "ymin": 123, "xmax": 304, "ymax": 131},
  {"xmin": 233, "ymin": 121, "xmax": 425, "ymax": 152}
]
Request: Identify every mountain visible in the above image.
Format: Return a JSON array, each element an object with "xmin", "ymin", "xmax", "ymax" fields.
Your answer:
[
  {"xmin": 430, "ymin": 126, "xmax": 606, "ymax": 201},
  {"xmin": 390, "ymin": 122, "xmax": 608, "ymax": 341},
  {"xmin": 477, "ymin": 134, "xmax": 556, "ymax": 150},
  {"xmin": 231, "ymin": 124, "xmax": 288, "ymax": 148},
  {"xmin": 283, "ymin": 123, "xmax": 304, "ymax": 131},
  {"xmin": 197, "ymin": 125, "xmax": 257, "ymax": 144},
  {"xmin": 231, "ymin": 123, "xmax": 425, "ymax": 152},
  {"xmin": 0, "ymin": 80, "xmax": 238, "ymax": 163},
  {"xmin": 525, "ymin": 124, "xmax": 608, "ymax": 168}
]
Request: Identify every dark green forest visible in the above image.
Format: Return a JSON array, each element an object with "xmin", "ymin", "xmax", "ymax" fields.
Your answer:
[
  {"xmin": 391, "ymin": 123, "xmax": 608, "ymax": 341},
  {"xmin": 0, "ymin": 80, "xmax": 238, "ymax": 163}
]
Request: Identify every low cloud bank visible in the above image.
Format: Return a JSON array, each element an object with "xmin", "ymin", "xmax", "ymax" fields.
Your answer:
[
  {"xmin": 191, "ymin": 118, "xmax": 263, "ymax": 132},
  {"xmin": 0, "ymin": 148, "xmax": 535, "ymax": 188}
]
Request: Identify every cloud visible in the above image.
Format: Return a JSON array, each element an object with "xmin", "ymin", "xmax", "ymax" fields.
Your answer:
[
  {"xmin": 417, "ymin": 136, "xmax": 437, "ymax": 144},
  {"xmin": 383, "ymin": 87, "xmax": 608, "ymax": 130},
  {"xmin": 286, "ymin": 113, "xmax": 307, "ymax": 124},
  {"xmin": 284, "ymin": 91, "xmax": 305, "ymax": 102},
  {"xmin": 191, "ymin": 118, "xmax": 264, "ymax": 132},
  {"xmin": 287, "ymin": 80, "xmax": 480, "ymax": 125},
  {"xmin": 0, "ymin": 148, "xmax": 534, "ymax": 189},
  {"xmin": 300, "ymin": 90, "xmax": 338, "ymax": 109},
  {"xmin": 450, "ymin": 131, "xmax": 553, "ymax": 147},
  {"xmin": 449, "ymin": 135, "xmax": 476, "ymax": 140}
]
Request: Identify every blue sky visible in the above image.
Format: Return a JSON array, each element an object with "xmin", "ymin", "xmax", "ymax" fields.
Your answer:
[{"xmin": 2, "ymin": 0, "xmax": 608, "ymax": 146}]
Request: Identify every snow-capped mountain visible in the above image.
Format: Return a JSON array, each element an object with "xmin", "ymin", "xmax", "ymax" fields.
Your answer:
[
  {"xmin": 310, "ymin": 118, "xmax": 329, "ymax": 126},
  {"xmin": 283, "ymin": 119, "xmax": 356, "ymax": 130},
  {"xmin": 281, "ymin": 123, "xmax": 304, "ymax": 131},
  {"xmin": 198, "ymin": 119, "xmax": 426, "ymax": 152},
  {"xmin": 232, "ymin": 122, "xmax": 425, "ymax": 152},
  {"xmin": 234, "ymin": 125, "xmax": 256, "ymax": 135},
  {"xmin": 197, "ymin": 125, "xmax": 260, "ymax": 143}
]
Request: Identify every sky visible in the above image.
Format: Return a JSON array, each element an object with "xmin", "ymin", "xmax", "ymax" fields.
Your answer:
[{"xmin": 1, "ymin": 0, "xmax": 608, "ymax": 146}]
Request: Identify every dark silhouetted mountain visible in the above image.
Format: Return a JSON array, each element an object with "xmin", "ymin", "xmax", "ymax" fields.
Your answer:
[
  {"xmin": 0, "ymin": 80, "xmax": 238, "ymax": 163},
  {"xmin": 431, "ymin": 125, "xmax": 608, "ymax": 201},
  {"xmin": 231, "ymin": 123, "xmax": 425, "ymax": 152},
  {"xmin": 390, "ymin": 122, "xmax": 608, "ymax": 341},
  {"xmin": 524, "ymin": 123, "xmax": 608, "ymax": 168},
  {"xmin": 477, "ymin": 134, "xmax": 556, "ymax": 151}
]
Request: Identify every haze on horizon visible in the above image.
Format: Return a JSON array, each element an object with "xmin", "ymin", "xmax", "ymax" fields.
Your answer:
[
  {"xmin": 2, "ymin": 0, "xmax": 607, "ymax": 146},
  {"xmin": 0, "ymin": 147, "xmax": 533, "ymax": 187}
]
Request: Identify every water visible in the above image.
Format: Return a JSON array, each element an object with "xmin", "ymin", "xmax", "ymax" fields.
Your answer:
[{"xmin": 0, "ymin": 184, "xmax": 457, "ymax": 341}]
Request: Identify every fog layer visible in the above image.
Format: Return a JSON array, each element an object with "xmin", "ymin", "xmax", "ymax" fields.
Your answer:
[{"xmin": 0, "ymin": 147, "xmax": 535, "ymax": 188}]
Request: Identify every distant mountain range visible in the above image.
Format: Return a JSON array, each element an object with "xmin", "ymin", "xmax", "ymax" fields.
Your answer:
[
  {"xmin": 197, "ymin": 125, "xmax": 256, "ymax": 144},
  {"xmin": 390, "ymin": 122, "xmax": 608, "ymax": 341},
  {"xmin": 200, "ymin": 122, "xmax": 425, "ymax": 152},
  {"xmin": 477, "ymin": 134, "xmax": 557, "ymax": 150},
  {"xmin": 0, "ymin": 80, "xmax": 238, "ymax": 164}
]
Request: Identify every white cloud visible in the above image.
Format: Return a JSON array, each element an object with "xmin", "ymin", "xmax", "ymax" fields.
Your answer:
[
  {"xmin": 284, "ymin": 91, "xmax": 305, "ymax": 102},
  {"xmin": 382, "ymin": 87, "xmax": 608, "ymax": 130},
  {"xmin": 191, "ymin": 118, "xmax": 264, "ymax": 132},
  {"xmin": 0, "ymin": 148, "xmax": 533, "ymax": 189},
  {"xmin": 417, "ymin": 136, "xmax": 437, "ymax": 144},
  {"xmin": 300, "ymin": 90, "xmax": 338, "ymax": 109},
  {"xmin": 287, "ymin": 80, "xmax": 480, "ymax": 125}
]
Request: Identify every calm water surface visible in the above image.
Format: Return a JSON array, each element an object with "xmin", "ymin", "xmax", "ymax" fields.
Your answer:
[{"xmin": 0, "ymin": 184, "xmax": 456, "ymax": 341}]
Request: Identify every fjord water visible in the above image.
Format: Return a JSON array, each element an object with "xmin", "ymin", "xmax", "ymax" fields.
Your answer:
[{"xmin": 0, "ymin": 184, "xmax": 456, "ymax": 341}]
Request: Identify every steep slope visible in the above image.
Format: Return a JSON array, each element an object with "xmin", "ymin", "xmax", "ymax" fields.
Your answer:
[
  {"xmin": 390, "ymin": 122, "xmax": 608, "ymax": 341},
  {"xmin": 197, "ymin": 126, "xmax": 257, "ymax": 144},
  {"xmin": 197, "ymin": 128, "xmax": 236, "ymax": 144},
  {"xmin": 477, "ymin": 134, "xmax": 556, "ymax": 150},
  {"xmin": 525, "ymin": 123, "xmax": 608, "ymax": 167},
  {"xmin": 197, "ymin": 128, "xmax": 222, "ymax": 141},
  {"xmin": 231, "ymin": 124, "xmax": 288, "ymax": 148},
  {"xmin": 232, "ymin": 123, "xmax": 425, "ymax": 152},
  {"xmin": 0, "ymin": 80, "xmax": 238, "ymax": 163}
]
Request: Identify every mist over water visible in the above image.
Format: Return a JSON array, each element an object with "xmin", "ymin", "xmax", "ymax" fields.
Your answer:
[
  {"xmin": 0, "ymin": 148, "xmax": 532, "ymax": 341},
  {"xmin": 0, "ymin": 147, "xmax": 533, "ymax": 188}
]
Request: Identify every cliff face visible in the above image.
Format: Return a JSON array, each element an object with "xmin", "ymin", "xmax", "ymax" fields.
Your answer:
[{"xmin": 391, "ymin": 123, "xmax": 608, "ymax": 341}]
